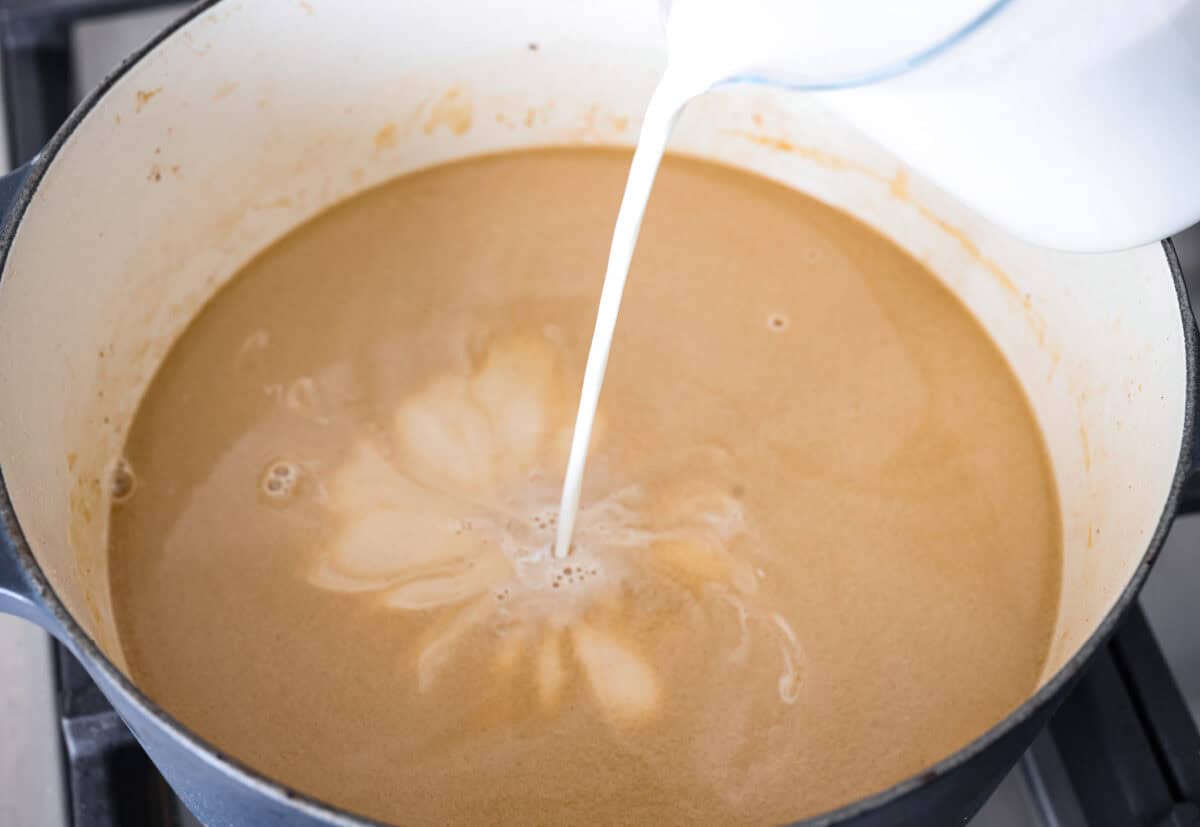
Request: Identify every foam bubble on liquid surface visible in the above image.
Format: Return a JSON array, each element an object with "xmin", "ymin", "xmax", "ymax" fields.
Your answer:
[
  {"xmin": 261, "ymin": 460, "xmax": 301, "ymax": 499},
  {"xmin": 307, "ymin": 329, "xmax": 806, "ymax": 716},
  {"xmin": 109, "ymin": 457, "xmax": 138, "ymax": 505}
]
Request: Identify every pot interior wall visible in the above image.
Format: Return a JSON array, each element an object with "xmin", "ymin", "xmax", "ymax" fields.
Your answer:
[{"xmin": 0, "ymin": 0, "xmax": 1187, "ymax": 690}]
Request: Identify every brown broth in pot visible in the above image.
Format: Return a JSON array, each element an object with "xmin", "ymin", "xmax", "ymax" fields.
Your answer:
[{"xmin": 107, "ymin": 148, "xmax": 1061, "ymax": 826}]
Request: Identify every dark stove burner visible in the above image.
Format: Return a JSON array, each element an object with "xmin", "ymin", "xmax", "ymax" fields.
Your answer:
[{"xmin": 1, "ymin": 2, "xmax": 1198, "ymax": 825}]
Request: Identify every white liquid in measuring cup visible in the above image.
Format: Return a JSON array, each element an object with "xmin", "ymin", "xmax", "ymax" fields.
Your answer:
[
  {"xmin": 660, "ymin": 0, "xmax": 997, "ymax": 88},
  {"xmin": 554, "ymin": 0, "xmax": 995, "ymax": 557}
]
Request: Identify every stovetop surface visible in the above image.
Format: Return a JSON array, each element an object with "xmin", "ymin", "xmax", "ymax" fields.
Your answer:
[{"xmin": 0, "ymin": 4, "xmax": 1198, "ymax": 826}]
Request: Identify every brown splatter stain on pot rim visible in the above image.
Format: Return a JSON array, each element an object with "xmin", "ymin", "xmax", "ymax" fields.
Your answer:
[
  {"xmin": 423, "ymin": 87, "xmax": 473, "ymax": 136},
  {"xmin": 374, "ymin": 123, "xmax": 398, "ymax": 150},
  {"xmin": 213, "ymin": 80, "xmax": 238, "ymax": 101},
  {"xmin": 135, "ymin": 87, "xmax": 163, "ymax": 113}
]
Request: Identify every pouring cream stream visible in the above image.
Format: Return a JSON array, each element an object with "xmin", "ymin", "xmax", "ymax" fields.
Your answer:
[
  {"xmin": 553, "ymin": 0, "xmax": 993, "ymax": 557},
  {"xmin": 551, "ymin": 69, "xmax": 699, "ymax": 558}
]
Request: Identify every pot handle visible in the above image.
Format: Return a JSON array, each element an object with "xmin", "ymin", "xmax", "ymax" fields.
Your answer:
[
  {"xmin": 0, "ymin": 160, "xmax": 46, "ymax": 627},
  {"xmin": 0, "ymin": 519, "xmax": 46, "ymax": 626}
]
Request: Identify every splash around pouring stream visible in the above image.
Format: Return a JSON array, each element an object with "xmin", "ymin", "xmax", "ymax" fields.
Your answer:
[{"xmin": 305, "ymin": 329, "xmax": 805, "ymax": 719}]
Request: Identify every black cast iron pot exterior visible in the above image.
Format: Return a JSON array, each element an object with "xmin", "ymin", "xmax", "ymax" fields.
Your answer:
[{"xmin": 0, "ymin": 3, "xmax": 1197, "ymax": 824}]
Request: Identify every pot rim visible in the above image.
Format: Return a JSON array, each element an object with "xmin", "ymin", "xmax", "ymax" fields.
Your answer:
[{"xmin": 0, "ymin": 2, "xmax": 1193, "ymax": 825}]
